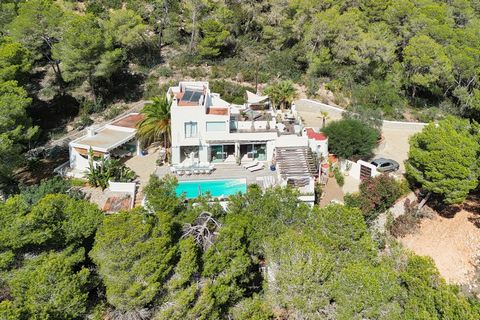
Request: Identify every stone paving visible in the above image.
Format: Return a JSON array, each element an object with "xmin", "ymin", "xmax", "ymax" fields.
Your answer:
[{"xmin": 319, "ymin": 178, "xmax": 344, "ymax": 207}]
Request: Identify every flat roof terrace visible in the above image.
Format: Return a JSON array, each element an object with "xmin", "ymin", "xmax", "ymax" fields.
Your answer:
[
  {"xmin": 111, "ymin": 113, "xmax": 144, "ymax": 128},
  {"xmin": 70, "ymin": 113, "xmax": 141, "ymax": 152},
  {"xmin": 71, "ymin": 128, "xmax": 136, "ymax": 152}
]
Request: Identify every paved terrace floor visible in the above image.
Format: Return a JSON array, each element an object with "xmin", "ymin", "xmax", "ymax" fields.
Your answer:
[{"xmin": 156, "ymin": 162, "xmax": 278, "ymax": 186}]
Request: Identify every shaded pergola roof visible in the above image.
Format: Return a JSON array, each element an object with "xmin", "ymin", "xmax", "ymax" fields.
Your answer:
[{"xmin": 276, "ymin": 146, "xmax": 318, "ymax": 178}]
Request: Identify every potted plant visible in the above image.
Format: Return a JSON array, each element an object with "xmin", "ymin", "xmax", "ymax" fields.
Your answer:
[{"xmin": 328, "ymin": 159, "xmax": 335, "ymax": 177}]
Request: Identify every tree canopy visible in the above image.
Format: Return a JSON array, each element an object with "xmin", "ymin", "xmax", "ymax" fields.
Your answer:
[
  {"xmin": 406, "ymin": 116, "xmax": 480, "ymax": 204},
  {"xmin": 322, "ymin": 118, "xmax": 380, "ymax": 159},
  {"xmin": 1, "ymin": 176, "xmax": 479, "ymax": 318}
]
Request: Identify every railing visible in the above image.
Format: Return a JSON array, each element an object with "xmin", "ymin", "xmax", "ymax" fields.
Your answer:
[{"xmin": 230, "ymin": 128, "xmax": 277, "ymax": 133}]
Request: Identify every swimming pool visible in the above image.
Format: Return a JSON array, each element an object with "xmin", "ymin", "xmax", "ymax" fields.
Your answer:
[{"xmin": 176, "ymin": 179, "xmax": 247, "ymax": 199}]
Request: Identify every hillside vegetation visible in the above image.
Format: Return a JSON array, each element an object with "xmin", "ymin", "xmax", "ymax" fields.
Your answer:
[
  {"xmin": 1, "ymin": 177, "xmax": 479, "ymax": 319},
  {"xmin": 2, "ymin": 0, "xmax": 480, "ymax": 190}
]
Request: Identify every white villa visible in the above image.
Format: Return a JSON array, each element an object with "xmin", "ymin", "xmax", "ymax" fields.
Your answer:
[
  {"xmin": 169, "ymin": 81, "xmax": 279, "ymax": 165},
  {"xmin": 64, "ymin": 113, "xmax": 144, "ymax": 178},
  {"xmin": 167, "ymin": 81, "xmax": 329, "ymax": 202},
  {"xmin": 60, "ymin": 80, "xmax": 331, "ymax": 206}
]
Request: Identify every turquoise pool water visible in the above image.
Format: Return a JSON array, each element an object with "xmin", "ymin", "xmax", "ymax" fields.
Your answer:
[{"xmin": 176, "ymin": 179, "xmax": 247, "ymax": 199}]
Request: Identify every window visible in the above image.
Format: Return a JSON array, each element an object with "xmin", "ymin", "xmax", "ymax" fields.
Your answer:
[
  {"xmin": 206, "ymin": 121, "xmax": 225, "ymax": 132},
  {"xmin": 184, "ymin": 122, "xmax": 198, "ymax": 138}
]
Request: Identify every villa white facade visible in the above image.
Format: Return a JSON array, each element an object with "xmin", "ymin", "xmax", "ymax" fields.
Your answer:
[
  {"xmin": 169, "ymin": 81, "xmax": 278, "ymax": 166},
  {"xmin": 167, "ymin": 81, "xmax": 330, "ymax": 204}
]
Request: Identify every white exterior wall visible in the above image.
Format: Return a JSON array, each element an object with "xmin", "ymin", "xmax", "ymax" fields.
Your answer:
[
  {"xmin": 308, "ymin": 138, "xmax": 329, "ymax": 159},
  {"xmin": 266, "ymin": 140, "xmax": 275, "ymax": 162},
  {"xmin": 108, "ymin": 181, "xmax": 136, "ymax": 195},
  {"xmin": 170, "ymin": 85, "xmax": 279, "ymax": 165},
  {"xmin": 69, "ymin": 146, "xmax": 111, "ymax": 177},
  {"xmin": 346, "ymin": 159, "xmax": 379, "ymax": 180},
  {"xmin": 236, "ymin": 120, "xmax": 276, "ymax": 131}
]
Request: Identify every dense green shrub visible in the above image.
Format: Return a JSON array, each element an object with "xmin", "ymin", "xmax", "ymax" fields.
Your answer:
[
  {"xmin": 19, "ymin": 176, "xmax": 84, "ymax": 206},
  {"xmin": 86, "ymin": 156, "xmax": 136, "ymax": 190},
  {"xmin": 352, "ymin": 80, "xmax": 406, "ymax": 119},
  {"xmin": 345, "ymin": 174, "xmax": 406, "ymax": 222},
  {"xmin": 322, "ymin": 118, "xmax": 380, "ymax": 160},
  {"xmin": 334, "ymin": 167, "xmax": 344, "ymax": 186}
]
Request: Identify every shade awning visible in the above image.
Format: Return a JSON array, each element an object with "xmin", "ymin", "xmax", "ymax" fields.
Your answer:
[{"xmin": 246, "ymin": 91, "xmax": 269, "ymax": 104}]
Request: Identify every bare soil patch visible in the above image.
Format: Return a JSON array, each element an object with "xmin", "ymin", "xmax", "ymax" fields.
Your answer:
[{"xmin": 399, "ymin": 208, "xmax": 480, "ymax": 286}]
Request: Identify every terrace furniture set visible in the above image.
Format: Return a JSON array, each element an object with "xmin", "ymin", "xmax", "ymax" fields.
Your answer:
[
  {"xmin": 170, "ymin": 162, "xmax": 215, "ymax": 176},
  {"xmin": 242, "ymin": 160, "xmax": 265, "ymax": 172}
]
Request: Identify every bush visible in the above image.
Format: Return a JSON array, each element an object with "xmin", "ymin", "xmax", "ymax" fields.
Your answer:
[
  {"xmin": 70, "ymin": 178, "xmax": 87, "ymax": 187},
  {"xmin": 352, "ymin": 80, "xmax": 406, "ymax": 119},
  {"xmin": 322, "ymin": 118, "xmax": 380, "ymax": 160},
  {"xmin": 334, "ymin": 168, "xmax": 344, "ymax": 186},
  {"xmin": 156, "ymin": 66, "xmax": 173, "ymax": 78},
  {"xmin": 314, "ymin": 182, "xmax": 323, "ymax": 204},
  {"xmin": 86, "ymin": 157, "xmax": 136, "ymax": 190},
  {"xmin": 19, "ymin": 177, "xmax": 84, "ymax": 205},
  {"xmin": 210, "ymin": 80, "xmax": 254, "ymax": 104},
  {"xmin": 345, "ymin": 174, "xmax": 405, "ymax": 223},
  {"xmin": 75, "ymin": 113, "xmax": 93, "ymax": 130},
  {"xmin": 143, "ymin": 73, "xmax": 162, "ymax": 99},
  {"xmin": 103, "ymin": 104, "xmax": 128, "ymax": 120}
]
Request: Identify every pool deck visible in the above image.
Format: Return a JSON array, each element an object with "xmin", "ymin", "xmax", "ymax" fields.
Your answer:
[{"xmin": 155, "ymin": 163, "xmax": 278, "ymax": 186}]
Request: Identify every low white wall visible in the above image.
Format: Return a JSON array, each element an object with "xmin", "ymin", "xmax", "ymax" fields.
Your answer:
[
  {"xmin": 108, "ymin": 181, "xmax": 136, "ymax": 195},
  {"xmin": 308, "ymin": 139, "xmax": 328, "ymax": 159},
  {"xmin": 237, "ymin": 120, "xmax": 276, "ymax": 131},
  {"xmin": 343, "ymin": 159, "xmax": 378, "ymax": 180}
]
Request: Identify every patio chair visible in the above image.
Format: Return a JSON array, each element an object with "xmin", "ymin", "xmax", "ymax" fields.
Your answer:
[
  {"xmin": 243, "ymin": 160, "xmax": 259, "ymax": 169},
  {"xmin": 247, "ymin": 163, "xmax": 264, "ymax": 172},
  {"xmin": 205, "ymin": 165, "xmax": 214, "ymax": 174}
]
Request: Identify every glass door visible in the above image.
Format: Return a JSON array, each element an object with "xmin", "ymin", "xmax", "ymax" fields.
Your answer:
[{"xmin": 210, "ymin": 145, "xmax": 224, "ymax": 162}]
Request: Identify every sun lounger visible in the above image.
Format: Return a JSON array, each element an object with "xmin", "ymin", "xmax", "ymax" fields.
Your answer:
[
  {"xmin": 185, "ymin": 170, "xmax": 192, "ymax": 175},
  {"xmin": 177, "ymin": 170, "xmax": 185, "ymax": 176},
  {"xmin": 247, "ymin": 163, "xmax": 264, "ymax": 172},
  {"xmin": 170, "ymin": 167, "xmax": 176, "ymax": 173},
  {"xmin": 243, "ymin": 160, "xmax": 259, "ymax": 169},
  {"xmin": 193, "ymin": 168, "xmax": 201, "ymax": 175}
]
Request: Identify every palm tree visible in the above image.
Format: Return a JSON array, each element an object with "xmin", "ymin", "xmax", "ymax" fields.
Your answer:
[
  {"xmin": 264, "ymin": 80, "xmax": 298, "ymax": 111},
  {"xmin": 136, "ymin": 96, "xmax": 172, "ymax": 148},
  {"xmin": 320, "ymin": 111, "xmax": 329, "ymax": 128}
]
